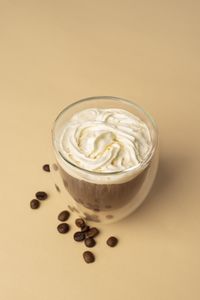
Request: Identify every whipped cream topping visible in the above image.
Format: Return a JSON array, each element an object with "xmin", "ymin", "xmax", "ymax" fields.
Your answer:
[{"xmin": 57, "ymin": 108, "xmax": 152, "ymax": 174}]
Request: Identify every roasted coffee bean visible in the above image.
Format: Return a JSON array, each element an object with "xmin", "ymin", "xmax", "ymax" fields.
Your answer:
[
  {"xmin": 75, "ymin": 218, "xmax": 85, "ymax": 228},
  {"xmin": 30, "ymin": 199, "xmax": 40, "ymax": 209},
  {"xmin": 73, "ymin": 231, "xmax": 85, "ymax": 242},
  {"xmin": 106, "ymin": 236, "xmax": 118, "ymax": 247},
  {"xmin": 58, "ymin": 210, "xmax": 70, "ymax": 222},
  {"xmin": 85, "ymin": 227, "xmax": 99, "ymax": 238},
  {"xmin": 83, "ymin": 251, "xmax": 95, "ymax": 263},
  {"xmin": 35, "ymin": 191, "xmax": 48, "ymax": 200},
  {"xmin": 81, "ymin": 225, "xmax": 90, "ymax": 232},
  {"xmin": 42, "ymin": 164, "xmax": 50, "ymax": 172},
  {"xmin": 84, "ymin": 237, "xmax": 96, "ymax": 248},
  {"xmin": 57, "ymin": 223, "xmax": 70, "ymax": 234}
]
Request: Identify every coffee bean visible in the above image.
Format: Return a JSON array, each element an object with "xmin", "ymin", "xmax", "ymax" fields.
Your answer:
[
  {"xmin": 73, "ymin": 231, "xmax": 85, "ymax": 242},
  {"xmin": 106, "ymin": 236, "xmax": 118, "ymax": 247},
  {"xmin": 84, "ymin": 237, "xmax": 96, "ymax": 248},
  {"xmin": 85, "ymin": 227, "xmax": 99, "ymax": 238},
  {"xmin": 81, "ymin": 225, "xmax": 90, "ymax": 232},
  {"xmin": 83, "ymin": 251, "xmax": 95, "ymax": 263},
  {"xmin": 57, "ymin": 223, "xmax": 70, "ymax": 234},
  {"xmin": 30, "ymin": 199, "xmax": 40, "ymax": 209},
  {"xmin": 35, "ymin": 191, "xmax": 48, "ymax": 201},
  {"xmin": 42, "ymin": 164, "xmax": 50, "ymax": 172},
  {"xmin": 75, "ymin": 218, "xmax": 85, "ymax": 228},
  {"xmin": 58, "ymin": 210, "xmax": 70, "ymax": 222}
]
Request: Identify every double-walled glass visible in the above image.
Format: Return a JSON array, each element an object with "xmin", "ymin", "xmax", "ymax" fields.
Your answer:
[{"xmin": 51, "ymin": 96, "xmax": 159, "ymax": 224}]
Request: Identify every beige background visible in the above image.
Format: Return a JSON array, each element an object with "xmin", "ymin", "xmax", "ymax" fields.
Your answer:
[{"xmin": 1, "ymin": 1, "xmax": 200, "ymax": 299}]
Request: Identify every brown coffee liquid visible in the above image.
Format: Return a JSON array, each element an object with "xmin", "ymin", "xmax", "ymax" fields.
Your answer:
[{"xmin": 59, "ymin": 165, "xmax": 149, "ymax": 212}]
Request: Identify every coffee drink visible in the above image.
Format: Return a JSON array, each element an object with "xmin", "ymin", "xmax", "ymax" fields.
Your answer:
[{"xmin": 52, "ymin": 106, "xmax": 156, "ymax": 222}]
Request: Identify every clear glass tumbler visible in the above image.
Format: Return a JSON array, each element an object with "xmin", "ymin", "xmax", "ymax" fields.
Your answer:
[{"xmin": 51, "ymin": 96, "xmax": 159, "ymax": 223}]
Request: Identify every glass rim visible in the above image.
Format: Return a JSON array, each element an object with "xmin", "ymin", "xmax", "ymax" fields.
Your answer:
[{"xmin": 52, "ymin": 96, "xmax": 159, "ymax": 176}]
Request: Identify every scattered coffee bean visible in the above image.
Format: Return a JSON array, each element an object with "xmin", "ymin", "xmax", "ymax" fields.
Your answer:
[
  {"xmin": 58, "ymin": 210, "xmax": 70, "ymax": 222},
  {"xmin": 73, "ymin": 231, "xmax": 85, "ymax": 242},
  {"xmin": 106, "ymin": 236, "xmax": 118, "ymax": 247},
  {"xmin": 57, "ymin": 223, "xmax": 70, "ymax": 234},
  {"xmin": 35, "ymin": 191, "xmax": 48, "ymax": 201},
  {"xmin": 85, "ymin": 227, "xmax": 99, "ymax": 238},
  {"xmin": 81, "ymin": 225, "xmax": 90, "ymax": 232},
  {"xmin": 42, "ymin": 164, "xmax": 50, "ymax": 172},
  {"xmin": 83, "ymin": 251, "xmax": 95, "ymax": 264},
  {"xmin": 75, "ymin": 218, "xmax": 85, "ymax": 228},
  {"xmin": 30, "ymin": 199, "xmax": 40, "ymax": 209},
  {"xmin": 85, "ymin": 237, "xmax": 96, "ymax": 248}
]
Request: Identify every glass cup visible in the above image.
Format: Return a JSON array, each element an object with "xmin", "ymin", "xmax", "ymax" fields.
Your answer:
[{"xmin": 51, "ymin": 96, "xmax": 159, "ymax": 223}]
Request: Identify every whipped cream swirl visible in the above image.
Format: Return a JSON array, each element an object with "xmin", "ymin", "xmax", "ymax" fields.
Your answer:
[{"xmin": 58, "ymin": 108, "xmax": 152, "ymax": 173}]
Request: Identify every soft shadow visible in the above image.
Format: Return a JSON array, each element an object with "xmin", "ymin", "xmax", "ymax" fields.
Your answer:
[{"xmin": 121, "ymin": 154, "xmax": 186, "ymax": 224}]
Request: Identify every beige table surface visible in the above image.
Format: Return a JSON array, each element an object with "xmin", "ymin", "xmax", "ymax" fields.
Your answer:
[{"xmin": 1, "ymin": 1, "xmax": 200, "ymax": 299}]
